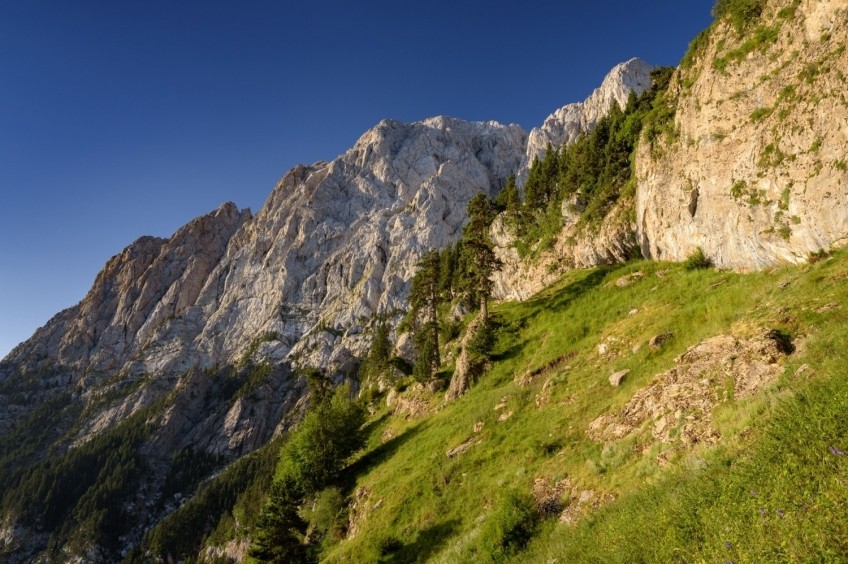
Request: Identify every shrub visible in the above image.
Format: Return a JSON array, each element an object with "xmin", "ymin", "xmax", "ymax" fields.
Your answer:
[
  {"xmin": 309, "ymin": 487, "xmax": 348, "ymax": 540},
  {"xmin": 713, "ymin": 0, "xmax": 765, "ymax": 30},
  {"xmin": 683, "ymin": 247, "xmax": 713, "ymax": 270}
]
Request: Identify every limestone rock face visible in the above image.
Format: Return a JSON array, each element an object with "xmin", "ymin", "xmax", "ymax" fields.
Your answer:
[
  {"xmin": 6, "ymin": 202, "xmax": 250, "ymax": 378},
  {"xmin": 637, "ymin": 0, "xmax": 848, "ymax": 269},
  {"xmin": 517, "ymin": 58, "xmax": 654, "ymax": 185},
  {"xmin": 189, "ymin": 116, "xmax": 527, "ymax": 375},
  {"xmin": 492, "ymin": 197, "xmax": 637, "ymax": 301}
]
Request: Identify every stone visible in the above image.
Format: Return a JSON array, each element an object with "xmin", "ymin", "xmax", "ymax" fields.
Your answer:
[
  {"xmin": 446, "ymin": 437, "xmax": 477, "ymax": 458},
  {"xmin": 608, "ymin": 369, "xmax": 630, "ymax": 387}
]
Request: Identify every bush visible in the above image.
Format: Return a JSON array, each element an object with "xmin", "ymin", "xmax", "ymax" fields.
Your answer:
[
  {"xmin": 713, "ymin": 0, "xmax": 765, "ymax": 30},
  {"xmin": 683, "ymin": 247, "xmax": 713, "ymax": 270},
  {"xmin": 308, "ymin": 487, "xmax": 348, "ymax": 541},
  {"xmin": 478, "ymin": 490, "xmax": 540, "ymax": 559}
]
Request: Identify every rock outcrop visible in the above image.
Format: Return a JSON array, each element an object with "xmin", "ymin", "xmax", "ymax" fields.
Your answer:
[
  {"xmin": 637, "ymin": 0, "xmax": 848, "ymax": 269},
  {"xmin": 588, "ymin": 327, "xmax": 792, "ymax": 455}
]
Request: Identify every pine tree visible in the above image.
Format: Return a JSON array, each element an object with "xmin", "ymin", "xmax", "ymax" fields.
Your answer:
[
  {"xmin": 366, "ymin": 322, "xmax": 392, "ymax": 377},
  {"xmin": 248, "ymin": 476, "xmax": 308, "ymax": 562},
  {"xmin": 408, "ymin": 250, "xmax": 441, "ymax": 380},
  {"xmin": 459, "ymin": 194, "xmax": 502, "ymax": 322}
]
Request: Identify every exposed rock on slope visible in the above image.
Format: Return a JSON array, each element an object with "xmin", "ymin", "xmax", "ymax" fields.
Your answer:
[
  {"xmin": 0, "ymin": 60, "xmax": 655, "ymax": 561},
  {"xmin": 637, "ymin": 0, "xmax": 848, "ymax": 269},
  {"xmin": 492, "ymin": 197, "xmax": 637, "ymax": 301},
  {"xmin": 589, "ymin": 327, "xmax": 791, "ymax": 454}
]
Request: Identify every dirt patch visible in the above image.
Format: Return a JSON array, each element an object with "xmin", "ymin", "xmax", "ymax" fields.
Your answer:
[{"xmin": 588, "ymin": 328, "xmax": 791, "ymax": 451}]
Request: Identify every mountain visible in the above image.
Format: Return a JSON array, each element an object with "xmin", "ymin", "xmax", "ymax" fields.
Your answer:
[
  {"xmin": 3, "ymin": 0, "xmax": 848, "ymax": 560},
  {"xmin": 0, "ymin": 56, "xmax": 653, "ymax": 561}
]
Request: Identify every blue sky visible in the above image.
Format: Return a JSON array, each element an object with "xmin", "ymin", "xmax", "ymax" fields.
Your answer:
[{"xmin": 0, "ymin": 1, "xmax": 714, "ymax": 359}]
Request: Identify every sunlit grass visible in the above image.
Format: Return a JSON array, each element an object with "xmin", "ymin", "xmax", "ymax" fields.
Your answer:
[{"xmin": 322, "ymin": 249, "xmax": 848, "ymax": 562}]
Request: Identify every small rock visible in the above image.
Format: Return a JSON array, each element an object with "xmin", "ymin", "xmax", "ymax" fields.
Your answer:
[
  {"xmin": 597, "ymin": 343, "xmax": 608, "ymax": 356},
  {"xmin": 649, "ymin": 333, "xmax": 674, "ymax": 349},
  {"xmin": 473, "ymin": 421, "xmax": 484, "ymax": 433},
  {"xmin": 446, "ymin": 438, "xmax": 476, "ymax": 458},
  {"xmin": 608, "ymin": 369, "xmax": 630, "ymax": 387},
  {"xmin": 615, "ymin": 271, "xmax": 644, "ymax": 287},
  {"xmin": 497, "ymin": 410, "xmax": 513, "ymax": 422},
  {"xmin": 494, "ymin": 396, "xmax": 508, "ymax": 411},
  {"xmin": 793, "ymin": 363, "xmax": 810, "ymax": 377},
  {"xmin": 628, "ymin": 308, "xmax": 639, "ymax": 316}
]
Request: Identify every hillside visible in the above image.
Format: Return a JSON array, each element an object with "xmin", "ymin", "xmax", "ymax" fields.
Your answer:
[
  {"xmin": 2, "ymin": 0, "xmax": 848, "ymax": 561},
  {"xmin": 311, "ymin": 246, "xmax": 847, "ymax": 562}
]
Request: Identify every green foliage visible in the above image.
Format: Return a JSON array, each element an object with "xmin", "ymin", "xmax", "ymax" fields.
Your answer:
[
  {"xmin": 507, "ymin": 66, "xmax": 675, "ymax": 256},
  {"xmin": 307, "ymin": 486, "xmax": 348, "ymax": 541},
  {"xmin": 280, "ymin": 383, "xmax": 366, "ymax": 494},
  {"xmin": 458, "ymin": 193, "xmax": 502, "ymax": 320},
  {"xmin": 0, "ymin": 402, "xmax": 159, "ymax": 556},
  {"xmin": 750, "ymin": 106, "xmax": 773, "ymax": 122},
  {"xmin": 139, "ymin": 438, "xmax": 280, "ymax": 561},
  {"xmin": 408, "ymin": 250, "xmax": 442, "ymax": 380},
  {"xmin": 681, "ymin": 28, "xmax": 712, "ymax": 71},
  {"xmin": 158, "ymin": 448, "xmax": 224, "ymax": 510},
  {"xmin": 323, "ymin": 249, "xmax": 848, "ymax": 562},
  {"xmin": 714, "ymin": 24, "xmax": 780, "ymax": 72},
  {"xmin": 712, "ymin": 0, "xmax": 765, "ymax": 31},
  {"xmin": 683, "ymin": 247, "xmax": 713, "ymax": 270},
  {"xmin": 249, "ymin": 475, "xmax": 309, "ymax": 562},
  {"xmin": 477, "ymin": 489, "xmax": 540, "ymax": 560},
  {"xmin": 250, "ymin": 384, "xmax": 365, "ymax": 561}
]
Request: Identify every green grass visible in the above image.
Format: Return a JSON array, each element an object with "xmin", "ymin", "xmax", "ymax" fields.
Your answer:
[{"xmin": 314, "ymin": 249, "xmax": 848, "ymax": 562}]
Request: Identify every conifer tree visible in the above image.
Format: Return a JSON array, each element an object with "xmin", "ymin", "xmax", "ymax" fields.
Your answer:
[
  {"xmin": 459, "ymin": 194, "xmax": 502, "ymax": 322},
  {"xmin": 408, "ymin": 250, "xmax": 441, "ymax": 380}
]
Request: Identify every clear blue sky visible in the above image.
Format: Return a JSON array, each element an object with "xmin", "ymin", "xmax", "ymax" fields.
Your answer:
[{"xmin": 0, "ymin": 1, "xmax": 715, "ymax": 359}]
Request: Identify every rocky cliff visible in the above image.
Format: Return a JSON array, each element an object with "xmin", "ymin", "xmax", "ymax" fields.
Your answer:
[{"xmin": 637, "ymin": 0, "xmax": 848, "ymax": 269}]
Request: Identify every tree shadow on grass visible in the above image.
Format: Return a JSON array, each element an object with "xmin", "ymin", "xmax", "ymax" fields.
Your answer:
[
  {"xmin": 378, "ymin": 519, "xmax": 461, "ymax": 563},
  {"xmin": 339, "ymin": 423, "xmax": 423, "ymax": 493}
]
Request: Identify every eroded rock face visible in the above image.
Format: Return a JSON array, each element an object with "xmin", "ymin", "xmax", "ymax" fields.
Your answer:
[
  {"xmin": 492, "ymin": 197, "xmax": 638, "ymax": 301},
  {"xmin": 637, "ymin": 0, "xmax": 848, "ymax": 269},
  {"xmin": 191, "ymin": 116, "xmax": 527, "ymax": 375}
]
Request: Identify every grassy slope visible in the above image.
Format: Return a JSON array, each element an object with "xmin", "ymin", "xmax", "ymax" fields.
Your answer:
[{"xmin": 323, "ymin": 249, "xmax": 848, "ymax": 562}]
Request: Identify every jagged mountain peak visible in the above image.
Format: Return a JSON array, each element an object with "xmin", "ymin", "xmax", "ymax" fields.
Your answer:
[{"xmin": 517, "ymin": 57, "xmax": 654, "ymax": 184}]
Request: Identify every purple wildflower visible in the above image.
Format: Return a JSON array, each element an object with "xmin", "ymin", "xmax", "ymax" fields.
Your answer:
[
  {"xmin": 829, "ymin": 446, "xmax": 845, "ymax": 457},
  {"xmin": 725, "ymin": 541, "xmax": 734, "ymax": 550},
  {"xmin": 776, "ymin": 508, "xmax": 785, "ymax": 517}
]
